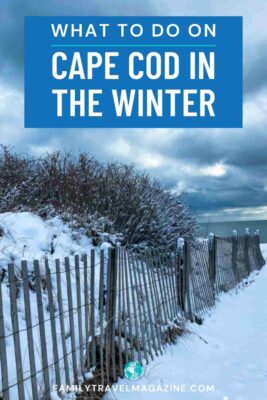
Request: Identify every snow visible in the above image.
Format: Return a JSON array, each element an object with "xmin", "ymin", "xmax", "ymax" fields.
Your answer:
[
  {"xmin": 106, "ymin": 244, "xmax": 267, "ymax": 400},
  {"xmin": 1, "ymin": 212, "xmax": 266, "ymax": 400},
  {"xmin": 0, "ymin": 212, "xmax": 93, "ymax": 270},
  {"xmin": 0, "ymin": 212, "xmax": 102, "ymax": 399}
]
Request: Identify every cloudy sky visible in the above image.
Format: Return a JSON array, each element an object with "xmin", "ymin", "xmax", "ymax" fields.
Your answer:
[{"xmin": 1, "ymin": 0, "xmax": 267, "ymax": 222}]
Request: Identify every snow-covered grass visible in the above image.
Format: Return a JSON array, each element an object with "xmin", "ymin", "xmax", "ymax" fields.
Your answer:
[
  {"xmin": 0, "ymin": 212, "xmax": 103, "ymax": 399},
  {"xmin": 106, "ymin": 245, "xmax": 267, "ymax": 400}
]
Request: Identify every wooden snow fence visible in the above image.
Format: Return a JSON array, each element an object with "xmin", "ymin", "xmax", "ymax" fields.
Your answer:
[{"xmin": 0, "ymin": 231, "xmax": 265, "ymax": 399}]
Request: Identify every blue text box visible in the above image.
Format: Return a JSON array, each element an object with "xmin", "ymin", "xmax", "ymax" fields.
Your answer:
[{"xmin": 25, "ymin": 16, "xmax": 242, "ymax": 128}]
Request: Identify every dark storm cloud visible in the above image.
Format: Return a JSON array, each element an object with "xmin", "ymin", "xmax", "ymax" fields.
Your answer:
[
  {"xmin": 184, "ymin": 183, "xmax": 267, "ymax": 214},
  {"xmin": 0, "ymin": 0, "xmax": 267, "ymax": 221},
  {"xmin": 244, "ymin": 41, "xmax": 267, "ymax": 96},
  {"xmin": 2, "ymin": 0, "xmax": 265, "ymax": 96},
  {"xmin": 119, "ymin": 126, "xmax": 267, "ymax": 217},
  {"xmin": 161, "ymin": 128, "xmax": 267, "ymax": 169},
  {"xmin": 0, "ymin": 0, "xmax": 157, "ymax": 87}
]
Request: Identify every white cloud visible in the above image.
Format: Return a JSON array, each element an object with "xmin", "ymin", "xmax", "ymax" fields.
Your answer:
[
  {"xmin": 108, "ymin": 136, "xmax": 168, "ymax": 168},
  {"xmin": 0, "ymin": 81, "xmax": 39, "ymax": 149},
  {"xmin": 159, "ymin": 0, "xmax": 267, "ymax": 45},
  {"xmin": 137, "ymin": 152, "xmax": 165, "ymax": 168},
  {"xmin": 199, "ymin": 163, "xmax": 227, "ymax": 177},
  {"xmin": 0, "ymin": 82, "xmax": 25, "ymax": 141},
  {"xmin": 109, "ymin": 137, "xmax": 132, "ymax": 157},
  {"xmin": 244, "ymin": 89, "xmax": 267, "ymax": 128}
]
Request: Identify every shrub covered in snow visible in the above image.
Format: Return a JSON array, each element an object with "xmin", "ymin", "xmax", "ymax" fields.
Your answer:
[{"xmin": 0, "ymin": 146, "xmax": 196, "ymax": 248}]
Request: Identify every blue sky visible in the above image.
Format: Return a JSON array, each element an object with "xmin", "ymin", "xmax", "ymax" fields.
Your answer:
[{"xmin": 1, "ymin": 0, "xmax": 267, "ymax": 221}]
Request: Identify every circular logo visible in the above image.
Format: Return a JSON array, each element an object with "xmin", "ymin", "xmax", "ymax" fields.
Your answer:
[{"xmin": 124, "ymin": 361, "xmax": 144, "ymax": 381}]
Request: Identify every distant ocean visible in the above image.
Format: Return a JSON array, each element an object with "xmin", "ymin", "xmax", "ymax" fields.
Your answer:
[{"xmin": 198, "ymin": 220, "xmax": 267, "ymax": 243}]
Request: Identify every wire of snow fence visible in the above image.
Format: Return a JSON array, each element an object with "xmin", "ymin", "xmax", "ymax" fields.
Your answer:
[{"xmin": 0, "ymin": 230, "xmax": 265, "ymax": 400}]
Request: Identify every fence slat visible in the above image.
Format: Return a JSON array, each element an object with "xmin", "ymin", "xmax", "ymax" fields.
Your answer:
[
  {"xmin": 144, "ymin": 250, "xmax": 161, "ymax": 354},
  {"xmin": 117, "ymin": 247, "xmax": 123, "ymax": 376},
  {"xmin": 90, "ymin": 250, "xmax": 96, "ymax": 368},
  {"xmin": 34, "ymin": 260, "xmax": 50, "ymax": 399},
  {"xmin": 110, "ymin": 247, "xmax": 118, "ymax": 382},
  {"xmin": 171, "ymin": 251, "xmax": 180, "ymax": 316},
  {"xmin": 83, "ymin": 254, "xmax": 90, "ymax": 370},
  {"xmin": 147, "ymin": 250, "xmax": 164, "ymax": 349},
  {"xmin": 123, "ymin": 248, "xmax": 134, "ymax": 360},
  {"xmin": 133, "ymin": 251, "xmax": 152, "ymax": 360},
  {"xmin": 8, "ymin": 264, "xmax": 25, "ymax": 400},
  {"xmin": 21, "ymin": 261, "xmax": 38, "ymax": 400},
  {"xmin": 130, "ymin": 250, "xmax": 149, "ymax": 363},
  {"xmin": 99, "ymin": 249, "xmax": 105, "ymax": 385},
  {"xmin": 139, "ymin": 255, "xmax": 157, "ymax": 358},
  {"xmin": 190, "ymin": 248, "xmax": 205, "ymax": 315},
  {"xmin": 65, "ymin": 257, "xmax": 78, "ymax": 383},
  {"xmin": 0, "ymin": 272, "xmax": 10, "ymax": 400},
  {"xmin": 160, "ymin": 253, "xmax": 174, "ymax": 319},
  {"xmin": 75, "ymin": 255, "xmax": 84, "ymax": 378},
  {"xmin": 105, "ymin": 249, "xmax": 111, "ymax": 384},
  {"xmin": 197, "ymin": 242, "xmax": 214, "ymax": 310},
  {"xmin": 121, "ymin": 249, "xmax": 129, "ymax": 364},
  {"xmin": 45, "ymin": 259, "xmax": 61, "ymax": 391},
  {"xmin": 164, "ymin": 253, "xmax": 176, "ymax": 318},
  {"xmin": 55, "ymin": 259, "xmax": 70, "ymax": 385},
  {"xmin": 158, "ymin": 253, "xmax": 172, "ymax": 321},
  {"xmin": 164, "ymin": 252, "xmax": 177, "ymax": 319},
  {"xmin": 152, "ymin": 249, "xmax": 169, "ymax": 330},
  {"xmin": 128, "ymin": 250, "xmax": 142, "ymax": 363},
  {"xmin": 162, "ymin": 253, "xmax": 176, "ymax": 320}
]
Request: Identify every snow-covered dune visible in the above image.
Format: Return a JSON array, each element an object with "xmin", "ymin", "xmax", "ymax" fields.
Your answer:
[{"xmin": 0, "ymin": 212, "xmax": 93, "ymax": 271}]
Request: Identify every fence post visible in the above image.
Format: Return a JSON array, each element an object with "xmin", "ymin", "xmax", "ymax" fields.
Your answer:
[
  {"xmin": 176, "ymin": 238, "xmax": 185, "ymax": 313},
  {"xmin": 244, "ymin": 228, "xmax": 251, "ymax": 274},
  {"xmin": 231, "ymin": 230, "xmax": 239, "ymax": 282},
  {"xmin": 208, "ymin": 233, "xmax": 216, "ymax": 292},
  {"xmin": 184, "ymin": 241, "xmax": 193, "ymax": 321},
  {"xmin": 253, "ymin": 229, "xmax": 265, "ymax": 269},
  {"xmin": 254, "ymin": 229, "xmax": 260, "ymax": 247}
]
